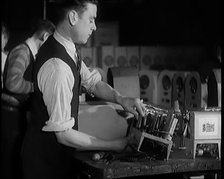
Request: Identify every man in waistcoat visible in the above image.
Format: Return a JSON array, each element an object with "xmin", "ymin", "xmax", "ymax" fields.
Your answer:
[
  {"xmin": 1, "ymin": 19, "xmax": 55, "ymax": 179},
  {"xmin": 21, "ymin": 1, "xmax": 146, "ymax": 179},
  {"xmin": 3, "ymin": 19, "xmax": 55, "ymax": 105}
]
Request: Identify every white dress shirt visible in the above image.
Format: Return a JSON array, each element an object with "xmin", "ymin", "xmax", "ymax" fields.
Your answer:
[
  {"xmin": 26, "ymin": 37, "xmax": 38, "ymax": 59},
  {"xmin": 38, "ymin": 31, "xmax": 101, "ymax": 132}
]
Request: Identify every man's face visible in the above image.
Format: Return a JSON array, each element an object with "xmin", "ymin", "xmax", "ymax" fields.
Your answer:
[
  {"xmin": 72, "ymin": 3, "xmax": 97, "ymax": 44},
  {"xmin": 1, "ymin": 32, "xmax": 8, "ymax": 51}
]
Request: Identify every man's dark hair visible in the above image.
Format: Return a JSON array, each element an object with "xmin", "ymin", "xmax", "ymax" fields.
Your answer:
[
  {"xmin": 30, "ymin": 19, "xmax": 55, "ymax": 40},
  {"xmin": 52, "ymin": 0, "xmax": 98, "ymax": 25}
]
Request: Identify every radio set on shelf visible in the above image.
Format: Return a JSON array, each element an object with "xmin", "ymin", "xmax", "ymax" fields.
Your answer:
[
  {"xmin": 184, "ymin": 107, "xmax": 221, "ymax": 159},
  {"xmin": 127, "ymin": 103, "xmax": 180, "ymax": 160}
]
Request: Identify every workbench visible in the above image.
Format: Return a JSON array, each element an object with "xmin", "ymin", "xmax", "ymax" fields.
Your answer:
[{"xmin": 72, "ymin": 149, "xmax": 221, "ymax": 179}]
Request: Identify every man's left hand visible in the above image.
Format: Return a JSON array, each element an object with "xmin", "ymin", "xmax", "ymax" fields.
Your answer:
[{"xmin": 120, "ymin": 97, "xmax": 146, "ymax": 119}]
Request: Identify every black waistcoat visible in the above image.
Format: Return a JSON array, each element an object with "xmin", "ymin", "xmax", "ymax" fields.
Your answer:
[
  {"xmin": 23, "ymin": 43, "xmax": 35, "ymax": 82},
  {"xmin": 31, "ymin": 35, "xmax": 80, "ymax": 130},
  {"xmin": 21, "ymin": 36, "xmax": 80, "ymax": 179}
]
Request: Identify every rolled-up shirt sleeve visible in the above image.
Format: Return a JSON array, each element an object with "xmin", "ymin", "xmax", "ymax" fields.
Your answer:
[
  {"xmin": 38, "ymin": 58, "xmax": 75, "ymax": 132},
  {"xmin": 80, "ymin": 61, "xmax": 101, "ymax": 95}
]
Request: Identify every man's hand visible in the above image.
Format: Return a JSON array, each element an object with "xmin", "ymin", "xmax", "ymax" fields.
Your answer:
[
  {"xmin": 120, "ymin": 97, "xmax": 147, "ymax": 119},
  {"xmin": 1, "ymin": 93, "xmax": 20, "ymax": 106}
]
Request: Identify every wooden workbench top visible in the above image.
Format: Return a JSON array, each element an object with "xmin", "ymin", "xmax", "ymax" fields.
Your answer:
[{"xmin": 72, "ymin": 149, "xmax": 221, "ymax": 179}]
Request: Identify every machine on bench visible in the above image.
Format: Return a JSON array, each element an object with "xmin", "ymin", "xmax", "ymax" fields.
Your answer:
[{"xmin": 126, "ymin": 103, "xmax": 179, "ymax": 160}]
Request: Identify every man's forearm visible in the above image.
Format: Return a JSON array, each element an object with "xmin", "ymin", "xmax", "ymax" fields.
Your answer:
[
  {"xmin": 6, "ymin": 75, "xmax": 33, "ymax": 94},
  {"xmin": 93, "ymin": 81, "xmax": 145, "ymax": 118},
  {"xmin": 55, "ymin": 129, "xmax": 126, "ymax": 152},
  {"xmin": 93, "ymin": 81, "xmax": 124, "ymax": 105}
]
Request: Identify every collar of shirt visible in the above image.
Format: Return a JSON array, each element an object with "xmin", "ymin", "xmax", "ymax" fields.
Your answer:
[
  {"xmin": 26, "ymin": 37, "xmax": 38, "ymax": 59},
  {"xmin": 53, "ymin": 30, "xmax": 78, "ymax": 64}
]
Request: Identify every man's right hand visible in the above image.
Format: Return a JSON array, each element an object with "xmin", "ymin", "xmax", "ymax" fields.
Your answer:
[{"xmin": 1, "ymin": 93, "xmax": 20, "ymax": 106}]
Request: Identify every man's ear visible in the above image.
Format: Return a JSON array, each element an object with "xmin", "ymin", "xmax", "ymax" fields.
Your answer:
[
  {"xmin": 68, "ymin": 10, "xmax": 78, "ymax": 26},
  {"xmin": 42, "ymin": 32, "xmax": 50, "ymax": 42}
]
